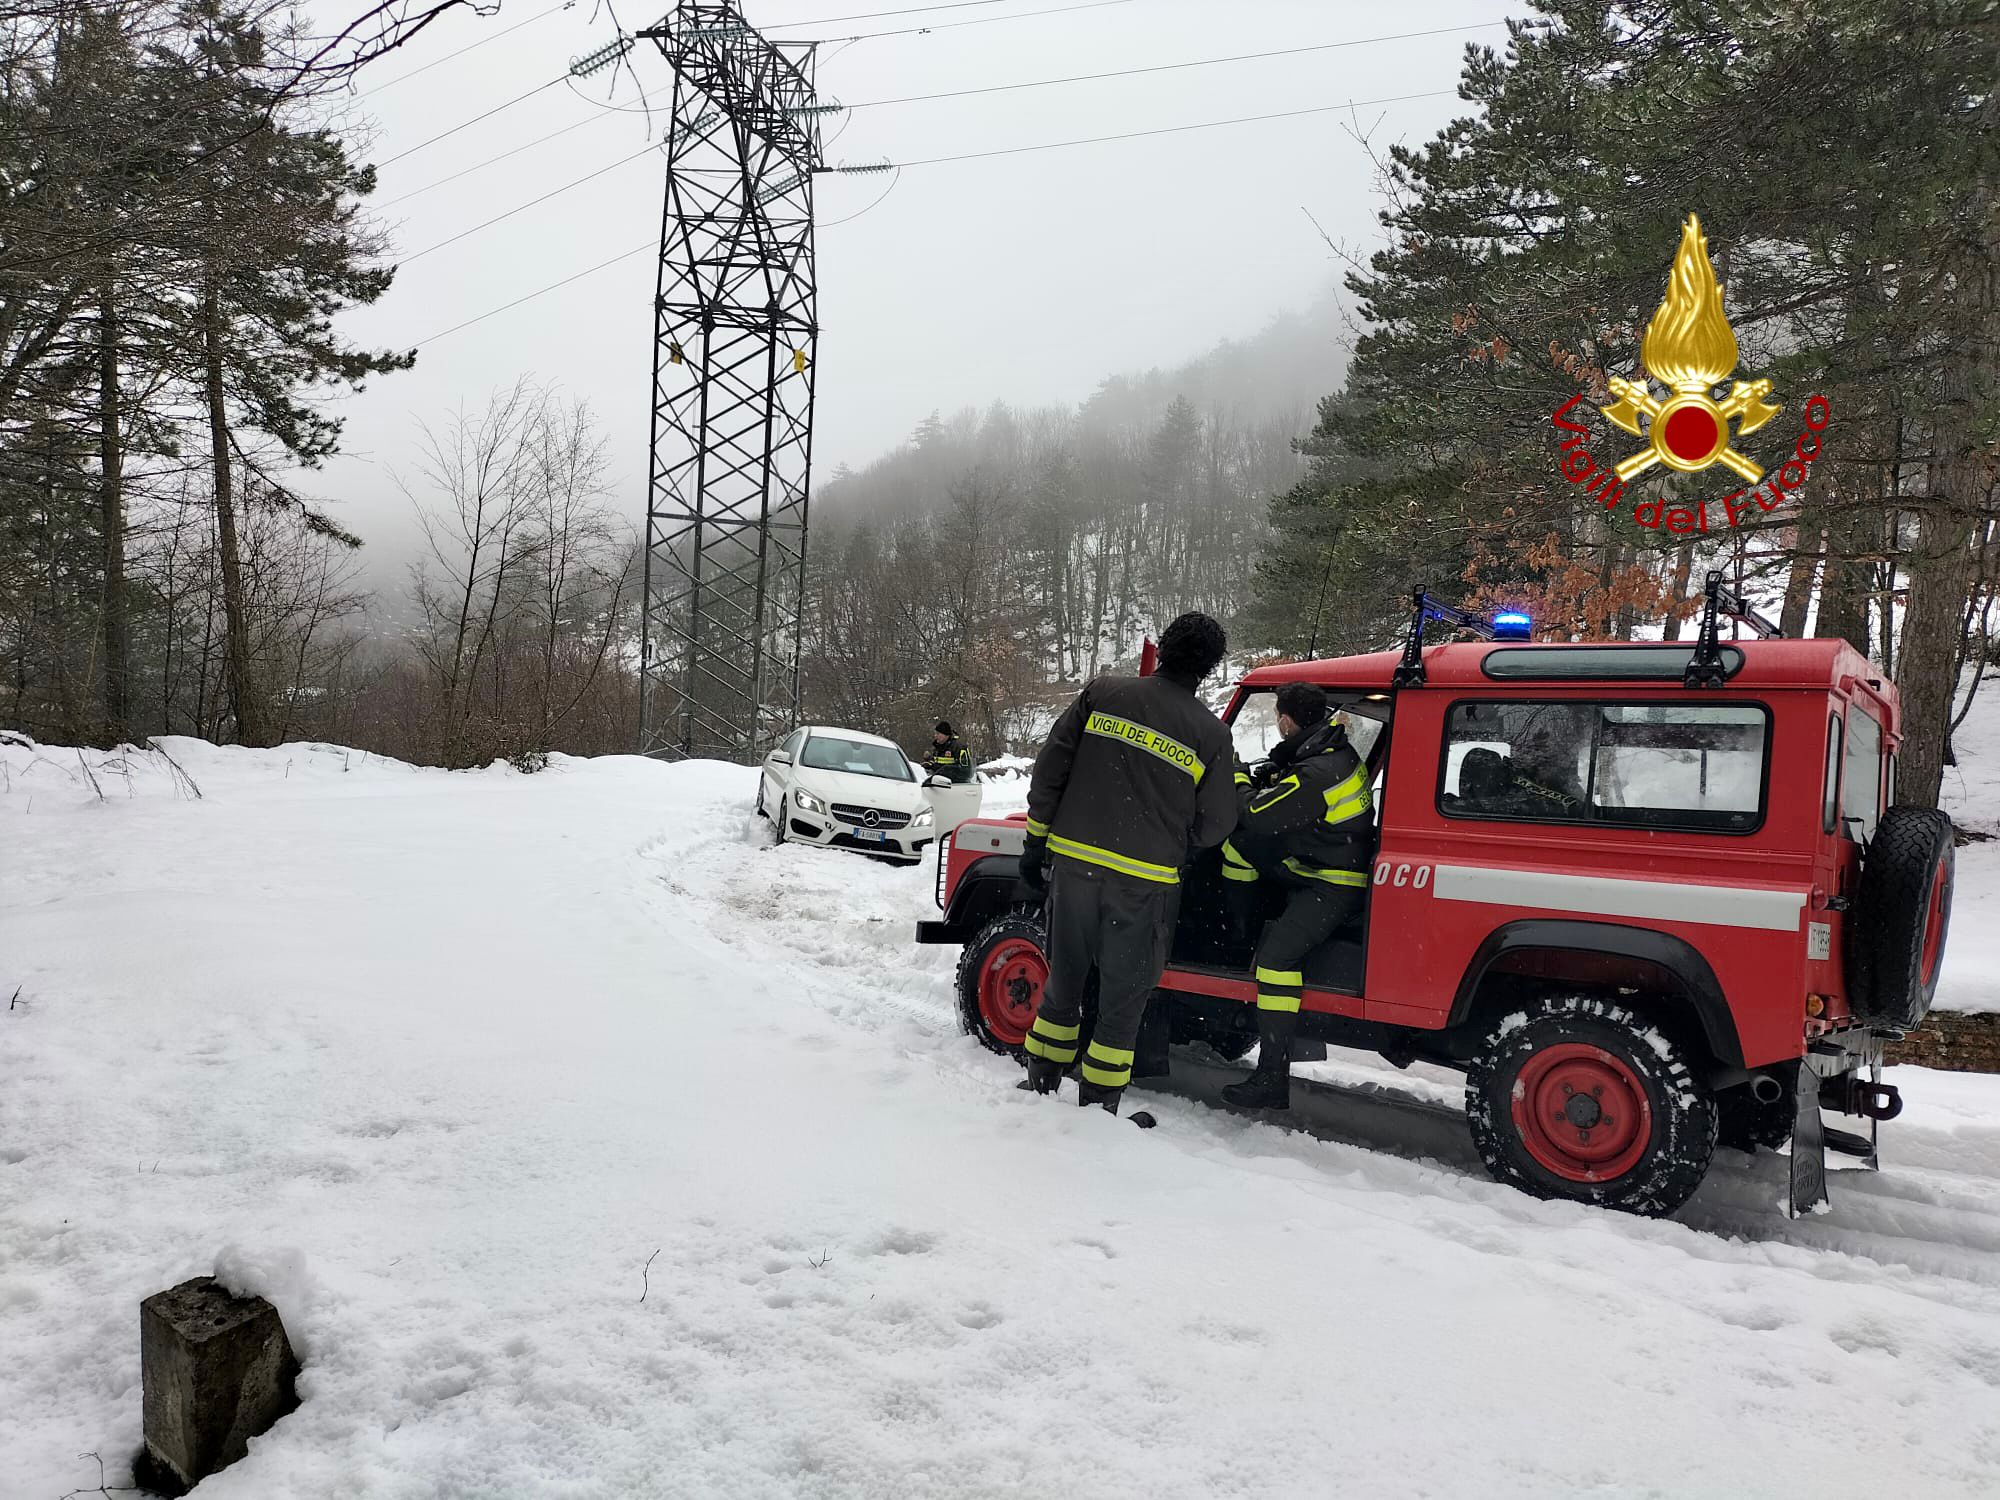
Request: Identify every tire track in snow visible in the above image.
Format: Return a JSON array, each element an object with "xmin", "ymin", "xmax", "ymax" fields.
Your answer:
[{"xmin": 634, "ymin": 785, "xmax": 962, "ymax": 1039}]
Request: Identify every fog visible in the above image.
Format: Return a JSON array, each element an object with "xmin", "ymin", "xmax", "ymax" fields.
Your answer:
[{"xmin": 314, "ymin": 0, "xmax": 1518, "ymax": 603}]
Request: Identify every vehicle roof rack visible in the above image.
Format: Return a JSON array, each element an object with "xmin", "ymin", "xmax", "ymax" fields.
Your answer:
[
  {"xmin": 1391, "ymin": 587, "xmax": 1495, "ymax": 688},
  {"xmin": 1686, "ymin": 569, "xmax": 1783, "ymax": 687}
]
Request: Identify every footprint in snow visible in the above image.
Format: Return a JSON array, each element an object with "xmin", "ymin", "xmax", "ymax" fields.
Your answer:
[{"xmin": 863, "ymin": 1227, "xmax": 939, "ymax": 1257}]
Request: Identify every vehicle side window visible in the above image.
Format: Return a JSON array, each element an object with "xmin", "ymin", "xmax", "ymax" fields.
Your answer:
[
  {"xmin": 784, "ymin": 729, "xmax": 806, "ymax": 758},
  {"xmin": 1229, "ymin": 691, "xmax": 1282, "ymax": 762},
  {"xmin": 1822, "ymin": 712, "xmax": 1842, "ymax": 834},
  {"xmin": 1592, "ymin": 706, "xmax": 1765, "ymax": 829},
  {"xmin": 1842, "ymin": 708, "xmax": 1883, "ymax": 841},
  {"xmin": 1440, "ymin": 701, "xmax": 1768, "ymax": 833},
  {"xmin": 1441, "ymin": 702, "xmax": 1595, "ymax": 822}
]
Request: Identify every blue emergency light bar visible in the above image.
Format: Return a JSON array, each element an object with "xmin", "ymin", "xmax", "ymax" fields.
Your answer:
[{"xmin": 1491, "ymin": 611, "xmax": 1533, "ymax": 640}]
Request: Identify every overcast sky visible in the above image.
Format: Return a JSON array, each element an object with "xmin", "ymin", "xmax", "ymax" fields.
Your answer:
[{"xmin": 319, "ymin": 0, "xmax": 1518, "ymax": 577}]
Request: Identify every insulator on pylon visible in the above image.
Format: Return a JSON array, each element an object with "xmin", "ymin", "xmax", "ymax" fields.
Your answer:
[
  {"xmin": 569, "ymin": 35, "xmax": 632, "ymax": 77},
  {"xmin": 756, "ymin": 172, "xmax": 805, "ymax": 204},
  {"xmin": 833, "ymin": 158, "xmax": 893, "ymax": 175}
]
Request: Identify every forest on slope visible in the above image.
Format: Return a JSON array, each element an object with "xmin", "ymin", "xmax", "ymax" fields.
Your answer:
[{"xmin": 794, "ymin": 291, "xmax": 1347, "ymax": 753}]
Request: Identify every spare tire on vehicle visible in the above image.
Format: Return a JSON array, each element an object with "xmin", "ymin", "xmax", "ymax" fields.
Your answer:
[{"xmin": 1845, "ymin": 806, "xmax": 1954, "ymax": 1030}]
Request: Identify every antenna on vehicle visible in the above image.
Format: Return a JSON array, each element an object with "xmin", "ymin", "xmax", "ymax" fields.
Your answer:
[
  {"xmin": 1686, "ymin": 570, "xmax": 1783, "ymax": 688},
  {"xmin": 1390, "ymin": 587, "xmax": 1497, "ymax": 689}
]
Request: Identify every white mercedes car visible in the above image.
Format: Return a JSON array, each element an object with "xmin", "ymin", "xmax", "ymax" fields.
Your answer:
[{"xmin": 756, "ymin": 726, "xmax": 983, "ymax": 864}]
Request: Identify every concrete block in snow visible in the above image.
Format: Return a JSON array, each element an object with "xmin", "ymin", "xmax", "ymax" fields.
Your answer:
[{"xmin": 136, "ymin": 1276, "xmax": 299, "ymax": 1494}]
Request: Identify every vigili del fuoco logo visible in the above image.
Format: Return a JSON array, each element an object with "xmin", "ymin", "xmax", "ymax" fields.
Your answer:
[{"xmin": 1549, "ymin": 213, "xmax": 1829, "ymax": 533}]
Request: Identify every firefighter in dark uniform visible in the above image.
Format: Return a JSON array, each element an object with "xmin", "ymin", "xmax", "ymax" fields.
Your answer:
[
  {"xmin": 1016, "ymin": 614, "xmax": 1237, "ymax": 1113},
  {"xmin": 924, "ymin": 721, "xmax": 974, "ymax": 783},
  {"xmin": 1218, "ymin": 682, "xmax": 1375, "ymax": 1111}
]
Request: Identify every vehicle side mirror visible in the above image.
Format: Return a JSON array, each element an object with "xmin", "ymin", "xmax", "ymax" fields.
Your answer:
[
  {"xmin": 770, "ymin": 750, "xmax": 793, "ymax": 765},
  {"xmin": 923, "ymin": 774, "xmax": 951, "ymax": 789}
]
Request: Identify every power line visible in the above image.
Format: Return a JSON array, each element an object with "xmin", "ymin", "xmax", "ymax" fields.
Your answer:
[
  {"xmin": 407, "ymin": 86, "xmax": 1462, "ymax": 344},
  {"xmin": 765, "ymin": 0, "xmax": 1016, "ymax": 25},
  {"xmin": 400, "ymin": 144, "xmax": 658, "ymax": 262},
  {"xmin": 413, "ymin": 238, "xmax": 655, "ymax": 347},
  {"xmin": 375, "ymin": 0, "xmax": 1132, "ymax": 171},
  {"xmin": 378, "ymin": 110, "xmax": 616, "ymax": 206},
  {"xmin": 875, "ymin": 88, "xmax": 1457, "ymax": 169},
  {"xmin": 839, "ymin": 21, "xmax": 1507, "ymax": 109},
  {"xmin": 819, "ymin": 164, "xmax": 902, "ymax": 225},
  {"xmin": 363, "ymin": 0, "xmax": 576, "ymax": 95},
  {"xmin": 377, "ymin": 78, "xmax": 564, "ymax": 166},
  {"xmin": 770, "ymin": 0, "xmax": 1132, "ymax": 43}
]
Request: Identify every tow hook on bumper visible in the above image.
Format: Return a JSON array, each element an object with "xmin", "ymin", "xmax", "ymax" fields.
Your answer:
[{"xmin": 1822, "ymin": 1074, "xmax": 1903, "ymax": 1122}]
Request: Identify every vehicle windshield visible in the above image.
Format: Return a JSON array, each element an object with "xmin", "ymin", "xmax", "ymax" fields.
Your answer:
[{"xmin": 800, "ymin": 735, "xmax": 914, "ymax": 782}]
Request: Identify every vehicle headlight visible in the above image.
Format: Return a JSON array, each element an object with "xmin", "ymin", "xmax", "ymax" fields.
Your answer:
[
  {"xmin": 913, "ymin": 806, "xmax": 935, "ymax": 828},
  {"xmin": 794, "ymin": 788, "xmax": 825, "ymax": 814}
]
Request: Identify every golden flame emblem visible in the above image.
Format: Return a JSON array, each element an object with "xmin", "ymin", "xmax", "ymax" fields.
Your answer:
[{"xmin": 1600, "ymin": 214, "xmax": 1780, "ymax": 482}]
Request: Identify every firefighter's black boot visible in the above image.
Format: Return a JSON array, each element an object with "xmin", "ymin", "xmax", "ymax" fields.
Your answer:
[
  {"xmin": 1221, "ymin": 1011, "xmax": 1297, "ymax": 1111},
  {"xmin": 1077, "ymin": 1080, "xmax": 1123, "ymax": 1115},
  {"xmin": 1016, "ymin": 1057, "xmax": 1063, "ymax": 1095}
]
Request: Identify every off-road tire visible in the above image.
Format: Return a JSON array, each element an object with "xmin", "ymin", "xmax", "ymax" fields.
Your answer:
[
  {"xmin": 1845, "ymin": 806, "xmax": 1955, "ymax": 1030},
  {"xmin": 1466, "ymin": 994, "xmax": 1718, "ymax": 1217},
  {"xmin": 955, "ymin": 911, "xmax": 1049, "ymax": 1059},
  {"xmin": 1717, "ymin": 1080, "xmax": 1793, "ymax": 1154}
]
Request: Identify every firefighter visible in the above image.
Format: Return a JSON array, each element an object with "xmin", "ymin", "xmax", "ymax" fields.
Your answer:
[
  {"xmin": 1016, "ymin": 614, "xmax": 1237, "ymax": 1114},
  {"xmin": 924, "ymin": 721, "xmax": 974, "ymax": 784},
  {"xmin": 1219, "ymin": 682, "xmax": 1375, "ymax": 1111}
]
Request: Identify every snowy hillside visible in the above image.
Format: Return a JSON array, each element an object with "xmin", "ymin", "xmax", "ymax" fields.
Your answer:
[{"xmin": 5, "ymin": 737, "xmax": 2000, "ymax": 1496}]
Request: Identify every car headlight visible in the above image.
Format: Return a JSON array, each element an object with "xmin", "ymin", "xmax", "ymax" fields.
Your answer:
[
  {"xmin": 794, "ymin": 788, "xmax": 825, "ymax": 814},
  {"xmin": 913, "ymin": 806, "xmax": 935, "ymax": 828}
]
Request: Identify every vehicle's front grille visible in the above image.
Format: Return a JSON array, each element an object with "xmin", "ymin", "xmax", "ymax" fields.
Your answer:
[
  {"xmin": 935, "ymin": 831, "xmax": 953, "ymax": 909},
  {"xmin": 831, "ymin": 803, "xmax": 911, "ymax": 830}
]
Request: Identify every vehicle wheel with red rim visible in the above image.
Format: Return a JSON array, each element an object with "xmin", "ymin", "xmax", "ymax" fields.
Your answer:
[
  {"xmin": 1466, "ymin": 995, "xmax": 1717, "ymax": 1217},
  {"xmin": 1845, "ymin": 806, "xmax": 1955, "ymax": 1030},
  {"xmin": 955, "ymin": 912, "xmax": 1049, "ymax": 1058}
]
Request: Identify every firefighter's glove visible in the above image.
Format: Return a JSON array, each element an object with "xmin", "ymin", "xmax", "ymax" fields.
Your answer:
[{"xmin": 1017, "ymin": 835, "xmax": 1049, "ymax": 899}]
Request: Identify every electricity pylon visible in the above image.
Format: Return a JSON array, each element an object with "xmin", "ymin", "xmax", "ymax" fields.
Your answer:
[{"xmin": 635, "ymin": 2, "xmax": 825, "ymax": 761}]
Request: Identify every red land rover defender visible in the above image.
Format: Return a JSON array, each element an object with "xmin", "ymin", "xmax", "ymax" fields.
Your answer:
[{"xmin": 916, "ymin": 579, "xmax": 1955, "ymax": 1217}]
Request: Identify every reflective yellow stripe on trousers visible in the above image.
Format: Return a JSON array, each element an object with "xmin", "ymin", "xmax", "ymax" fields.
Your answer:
[
  {"xmin": 1080, "ymin": 1039, "xmax": 1134, "ymax": 1088},
  {"xmin": 1025, "ymin": 1015, "xmax": 1080, "ymax": 1064},
  {"xmin": 1255, "ymin": 965, "xmax": 1303, "ymax": 1015}
]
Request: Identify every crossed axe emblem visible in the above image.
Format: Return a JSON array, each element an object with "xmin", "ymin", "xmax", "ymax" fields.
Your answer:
[{"xmin": 1599, "ymin": 375, "xmax": 1783, "ymax": 483}]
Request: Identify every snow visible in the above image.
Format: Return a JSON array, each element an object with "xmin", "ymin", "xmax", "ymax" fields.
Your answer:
[
  {"xmin": 6, "ymin": 737, "xmax": 2000, "ymax": 1496},
  {"xmin": 1938, "ymin": 675, "xmax": 2000, "ymax": 1013}
]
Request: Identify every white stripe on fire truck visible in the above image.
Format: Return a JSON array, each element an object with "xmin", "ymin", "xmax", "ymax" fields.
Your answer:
[{"xmin": 1430, "ymin": 864, "xmax": 1806, "ymax": 933}]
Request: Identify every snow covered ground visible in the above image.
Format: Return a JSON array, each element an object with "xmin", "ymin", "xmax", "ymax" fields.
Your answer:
[
  {"xmin": 1936, "ymin": 674, "xmax": 2000, "ymax": 1014},
  {"xmin": 6, "ymin": 737, "xmax": 2000, "ymax": 1497}
]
